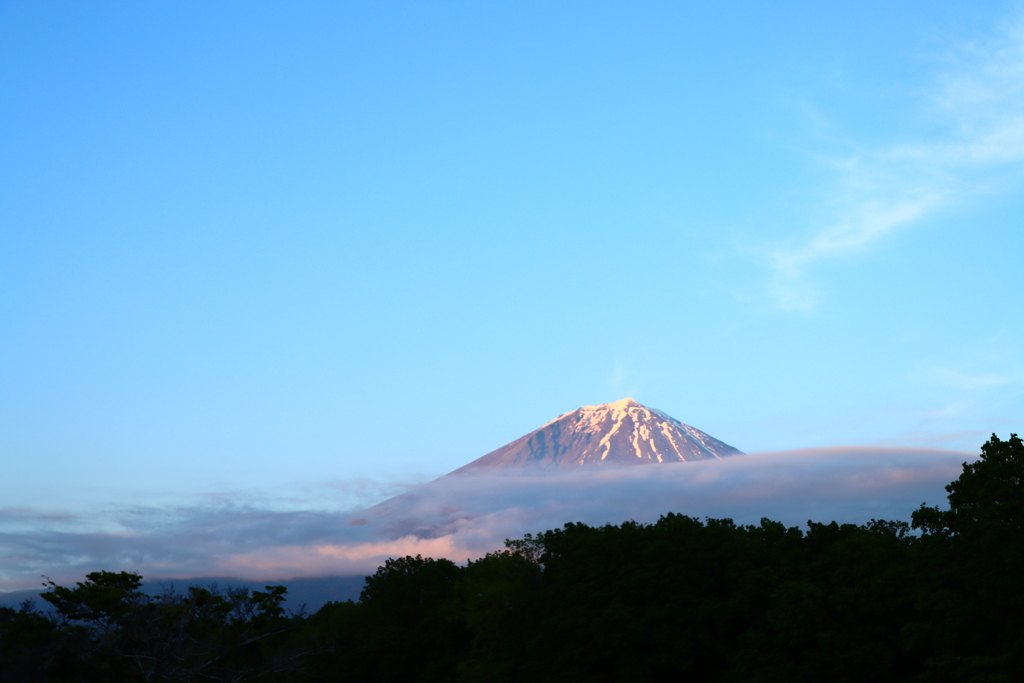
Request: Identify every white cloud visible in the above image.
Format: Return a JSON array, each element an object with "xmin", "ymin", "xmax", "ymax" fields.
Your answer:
[{"xmin": 765, "ymin": 15, "xmax": 1024, "ymax": 311}]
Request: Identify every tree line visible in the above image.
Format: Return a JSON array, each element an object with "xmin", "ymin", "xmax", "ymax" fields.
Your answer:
[{"xmin": 2, "ymin": 434, "xmax": 1022, "ymax": 682}]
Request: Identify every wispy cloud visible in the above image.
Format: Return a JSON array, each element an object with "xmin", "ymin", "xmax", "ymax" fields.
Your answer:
[
  {"xmin": 607, "ymin": 364, "xmax": 629, "ymax": 388},
  {"xmin": 606, "ymin": 363, "xmax": 639, "ymax": 399},
  {"xmin": 912, "ymin": 337, "xmax": 1024, "ymax": 394},
  {"xmin": 765, "ymin": 15, "xmax": 1024, "ymax": 311},
  {"xmin": 920, "ymin": 367, "xmax": 1023, "ymax": 391},
  {"xmin": 0, "ymin": 448, "xmax": 970, "ymax": 591},
  {"xmin": 869, "ymin": 428, "xmax": 987, "ymax": 449}
]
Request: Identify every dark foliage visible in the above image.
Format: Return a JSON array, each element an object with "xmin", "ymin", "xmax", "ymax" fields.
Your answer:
[
  {"xmin": 909, "ymin": 433, "xmax": 1024, "ymax": 681},
  {"xmin": 1, "ymin": 571, "xmax": 311, "ymax": 682},
  {"xmin": 3, "ymin": 434, "xmax": 1022, "ymax": 682}
]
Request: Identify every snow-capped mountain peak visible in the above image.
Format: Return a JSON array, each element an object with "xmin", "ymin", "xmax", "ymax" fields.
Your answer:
[{"xmin": 453, "ymin": 398, "xmax": 742, "ymax": 472}]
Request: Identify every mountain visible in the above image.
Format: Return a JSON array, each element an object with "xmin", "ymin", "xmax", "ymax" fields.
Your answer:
[
  {"xmin": 452, "ymin": 398, "xmax": 742, "ymax": 473},
  {"xmin": 356, "ymin": 398, "xmax": 742, "ymax": 538}
]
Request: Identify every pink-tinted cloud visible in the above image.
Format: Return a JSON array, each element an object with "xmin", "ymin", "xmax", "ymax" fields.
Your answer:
[{"xmin": 0, "ymin": 447, "xmax": 972, "ymax": 591}]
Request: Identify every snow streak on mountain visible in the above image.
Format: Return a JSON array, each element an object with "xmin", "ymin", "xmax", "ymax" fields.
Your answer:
[{"xmin": 453, "ymin": 398, "xmax": 742, "ymax": 473}]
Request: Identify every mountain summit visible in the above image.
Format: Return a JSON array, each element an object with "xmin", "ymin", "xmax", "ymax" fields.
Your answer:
[{"xmin": 453, "ymin": 398, "xmax": 742, "ymax": 473}]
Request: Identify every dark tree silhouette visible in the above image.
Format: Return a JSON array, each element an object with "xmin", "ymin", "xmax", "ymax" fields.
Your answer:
[{"xmin": 909, "ymin": 433, "xmax": 1024, "ymax": 681}]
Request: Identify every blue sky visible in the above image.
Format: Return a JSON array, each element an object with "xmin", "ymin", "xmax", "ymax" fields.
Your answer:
[{"xmin": 3, "ymin": 2, "xmax": 1024, "ymax": 532}]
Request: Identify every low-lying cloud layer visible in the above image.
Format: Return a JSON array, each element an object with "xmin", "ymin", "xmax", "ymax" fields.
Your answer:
[{"xmin": 0, "ymin": 448, "xmax": 972, "ymax": 591}]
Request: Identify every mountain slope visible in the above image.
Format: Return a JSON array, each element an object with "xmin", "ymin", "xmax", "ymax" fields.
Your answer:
[{"xmin": 453, "ymin": 398, "xmax": 742, "ymax": 473}]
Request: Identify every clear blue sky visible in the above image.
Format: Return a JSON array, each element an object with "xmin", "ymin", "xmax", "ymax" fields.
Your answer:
[{"xmin": 3, "ymin": 1, "xmax": 1023, "ymax": 512}]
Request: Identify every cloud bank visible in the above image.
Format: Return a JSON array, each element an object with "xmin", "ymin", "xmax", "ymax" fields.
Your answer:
[{"xmin": 0, "ymin": 447, "xmax": 972, "ymax": 591}]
